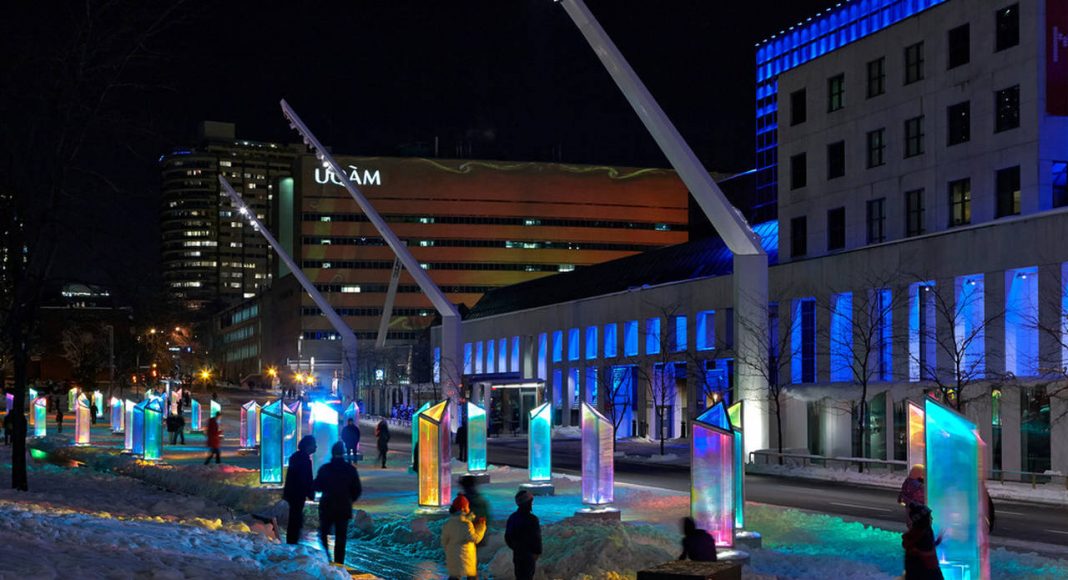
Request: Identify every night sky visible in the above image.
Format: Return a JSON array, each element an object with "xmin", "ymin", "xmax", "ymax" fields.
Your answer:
[{"xmin": 3, "ymin": 0, "xmax": 833, "ymax": 300}]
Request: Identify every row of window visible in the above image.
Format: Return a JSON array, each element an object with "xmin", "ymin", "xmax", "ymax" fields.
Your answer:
[
  {"xmin": 790, "ymin": 5, "xmax": 1019, "ymax": 123},
  {"xmin": 790, "ymin": 165, "xmax": 1027, "ymax": 256},
  {"xmin": 789, "ymin": 87, "xmax": 1019, "ymax": 190},
  {"xmin": 302, "ymin": 260, "xmax": 578, "ymax": 273},
  {"xmin": 301, "ymin": 307, "xmax": 433, "ymax": 318},
  {"xmin": 302, "ymin": 236, "xmax": 658, "ymax": 252},
  {"xmin": 303, "ymin": 213, "xmax": 685, "ymax": 231},
  {"xmin": 314, "ymin": 283, "xmax": 497, "ymax": 295},
  {"xmin": 301, "ymin": 330, "xmax": 420, "ymax": 341}
]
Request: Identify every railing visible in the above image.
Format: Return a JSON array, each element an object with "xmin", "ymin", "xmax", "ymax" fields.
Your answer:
[
  {"xmin": 748, "ymin": 450, "xmax": 908, "ymax": 473},
  {"xmin": 991, "ymin": 469, "xmax": 1068, "ymax": 490}
]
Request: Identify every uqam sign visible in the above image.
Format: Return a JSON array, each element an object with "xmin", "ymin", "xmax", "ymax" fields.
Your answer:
[{"xmin": 314, "ymin": 165, "xmax": 382, "ymax": 187}]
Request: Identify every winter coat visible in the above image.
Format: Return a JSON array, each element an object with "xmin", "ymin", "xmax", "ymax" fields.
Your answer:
[
  {"xmin": 441, "ymin": 512, "xmax": 487, "ymax": 578},
  {"xmin": 375, "ymin": 421, "xmax": 390, "ymax": 451},
  {"xmin": 206, "ymin": 417, "xmax": 221, "ymax": 449},
  {"xmin": 902, "ymin": 525, "xmax": 943, "ymax": 580},
  {"xmin": 505, "ymin": 506, "xmax": 542, "ymax": 561},
  {"xmin": 679, "ymin": 528, "xmax": 718, "ymax": 562},
  {"xmin": 341, "ymin": 424, "xmax": 360, "ymax": 452},
  {"xmin": 314, "ymin": 457, "xmax": 362, "ymax": 521},
  {"xmin": 283, "ymin": 450, "xmax": 315, "ymax": 503},
  {"xmin": 898, "ymin": 477, "xmax": 925, "ymax": 506},
  {"xmin": 461, "ymin": 489, "xmax": 491, "ymax": 523}
]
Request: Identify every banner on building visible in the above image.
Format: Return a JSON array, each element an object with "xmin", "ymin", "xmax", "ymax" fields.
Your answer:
[{"xmin": 1049, "ymin": 0, "xmax": 1068, "ymax": 114}]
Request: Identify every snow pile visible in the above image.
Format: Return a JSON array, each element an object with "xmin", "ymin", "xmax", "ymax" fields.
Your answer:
[
  {"xmin": 622, "ymin": 452, "xmax": 682, "ymax": 464},
  {"xmin": 552, "ymin": 426, "xmax": 582, "ymax": 440}
]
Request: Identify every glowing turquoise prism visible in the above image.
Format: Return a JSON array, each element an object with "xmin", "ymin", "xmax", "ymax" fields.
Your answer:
[
  {"xmin": 924, "ymin": 398, "xmax": 989, "ymax": 580},
  {"xmin": 68, "ymin": 388, "xmax": 78, "ymax": 412},
  {"xmin": 74, "ymin": 393, "xmax": 91, "ymax": 445},
  {"xmin": 528, "ymin": 402, "xmax": 552, "ymax": 482},
  {"xmin": 123, "ymin": 400, "xmax": 135, "ymax": 451},
  {"xmin": 418, "ymin": 399, "xmax": 451, "ymax": 507},
  {"xmin": 93, "ymin": 391, "xmax": 104, "ymax": 419},
  {"xmin": 310, "ymin": 402, "xmax": 339, "ymax": 473},
  {"xmin": 210, "ymin": 399, "xmax": 221, "ymax": 419},
  {"xmin": 32, "ymin": 397, "xmax": 47, "ymax": 438},
  {"xmin": 110, "ymin": 397, "xmax": 124, "ymax": 433},
  {"xmin": 411, "ymin": 401, "xmax": 432, "ymax": 459},
  {"xmin": 283, "ymin": 401, "xmax": 298, "ymax": 466},
  {"xmin": 728, "ymin": 401, "xmax": 745, "ymax": 530},
  {"xmin": 190, "ymin": 399, "xmax": 202, "ymax": 432},
  {"xmin": 343, "ymin": 402, "xmax": 359, "ymax": 425},
  {"xmin": 286, "ymin": 400, "xmax": 302, "ymax": 443},
  {"xmin": 131, "ymin": 400, "xmax": 147, "ymax": 455},
  {"xmin": 240, "ymin": 401, "xmax": 261, "ymax": 449},
  {"xmin": 142, "ymin": 397, "xmax": 164, "ymax": 461},
  {"xmin": 260, "ymin": 400, "xmax": 284, "ymax": 484},
  {"xmin": 692, "ymin": 402, "xmax": 735, "ymax": 547},
  {"xmin": 580, "ymin": 402, "xmax": 614, "ymax": 505},
  {"xmin": 466, "ymin": 402, "xmax": 487, "ymax": 473}
]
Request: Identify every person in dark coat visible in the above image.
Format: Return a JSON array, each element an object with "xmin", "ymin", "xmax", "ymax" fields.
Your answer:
[
  {"xmin": 314, "ymin": 441, "xmax": 362, "ymax": 564},
  {"xmin": 505, "ymin": 490, "xmax": 542, "ymax": 580},
  {"xmin": 340, "ymin": 418, "xmax": 360, "ymax": 463},
  {"xmin": 678, "ymin": 516, "xmax": 718, "ymax": 562},
  {"xmin": 375, "ymin": 419, "xmax": 390, "ymax": 468},
  {"xmin": 283, "ymin": 435, "xmax": 317, "ymax": 544},
  {"xmin": 455, "ymin": 420, "xmax": 468, "ymax": 462},
  {"xmin": 3, "ymin": 411, "xmax": 13, "ymax": 445},
  {"xmin": 902, "ymin": 503, "xmax": 944, "ymax": 580},
  {"xmin": 203, "ymin": 415, "xmax": 222, "ymax": 464},
  {"xmin": 56, "ymin": 408, "xmax": 64, "ymax": 433}
]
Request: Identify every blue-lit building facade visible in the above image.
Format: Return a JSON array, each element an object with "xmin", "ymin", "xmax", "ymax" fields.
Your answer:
[{"xmin": 434, "ymin": 0, "xmax": 1068, "ymax": 477}]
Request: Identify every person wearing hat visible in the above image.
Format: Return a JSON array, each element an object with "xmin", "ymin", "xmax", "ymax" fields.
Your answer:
[
  {"xmin": 283, "ymin": 435, "xmax": 317, "ymax": 544},
  {"xmin": 441, "ymin": 494, "xmax": 487, "ymax": 579},
  {"xmin": 901, "ymin": 502, "xmax": 944, "ymax": 580},
  {"xmin": 505, "ymin": 490, "xmax": 542, "ymax": 580},
  {"xmin": 314, "ymin": 441, "xmax": 362, "ymax": 564}
]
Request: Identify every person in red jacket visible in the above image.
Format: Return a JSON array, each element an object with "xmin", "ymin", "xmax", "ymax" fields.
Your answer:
[{"xmin": 204, "ymin": 414, "xmax": 222, "ymax": 464}]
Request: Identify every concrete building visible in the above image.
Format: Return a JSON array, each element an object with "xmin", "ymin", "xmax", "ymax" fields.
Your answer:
[{"xmin": 433, "ymin": 0, "xmax": 1068, "ymax": 475}]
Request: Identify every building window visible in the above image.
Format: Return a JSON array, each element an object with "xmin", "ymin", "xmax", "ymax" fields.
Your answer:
[
  {"xmin": 790, "ymin": 89, "xmax": 807, "ymax": 125},
  {"xmin": 790, "ymin": 216, "xmax": 807, "ymax": 258},
  {"xmin": 947, "ymin": 101, "xmax": 971, "ymax": 146},
  {"xmin": 867, "ymin": 198, "xmax": 886, "ymax": 244},
  {"xmin": 586, "ymin": 326, "xmax": 598, "ymax": 360},
  {"xmin": 905, "ymin": 42, "xmax": 924, "ymax": 84},
  {"xmin": 905, "ymin": 189, "xmax": 925, "ymax": 237},
  {"xmin": 827, "ymin": 207, "xmax": 846, "ymax": 250},
  {"xmin": 1053, "ymin": 162, "xmax": 1068, "ymax": 208},
  {"xmin": 995, "ymin": 85, "xmax": 1020, "ymax": 133},
  {"xmin": 904, "ymin": 116, "xmax": 925, "ymax": 158},
  {"xmin": 552, "ymin": 330, "xmax": 563, "ymax": 363},
  {"xmin": 827, "ymin": 141, "xmax": 845, "ymax": 179},
  {"xmin": 827, "ymin": 74, "xmax": 845, "ymax": 112},
  {"xmin": 947, "ymin": 24, "xmax": 970, "ymax": 69},
  {"xmin": 996, "ymin": 166, "xmax": 1021, "ymax": 218},
  {"xmin": 672, "ymin": 315, "xmax": 687, "ymax": 352},
  {"xmin": 790, "ymin": 153, "xmax": 807, "ymax": 189},
  {"xmin": 604, "ymin": 323, "xmax": 618, "ymax": 358},
  {"xmin": 624, "ymin": 320, "xmax": 638, "ymax": 357},
  {"xmin": 867, "ymin": 57, "xmax": 885, "ymax": 98},
  {"xmin": 949, "ymin": 178, "xmax": 972, "ymax": 227},
  {"xmin": 791, "ymin": 298, "xmax": 817, "ymax": 384},
  {"xmin": 645, "ymin": 318, "xmax": 661, "ymax": 355},
  {"xmin": 696, "ymin": 310, "xmax": 715, "ymax": 351},
  {"xmin": 866, "ymin": 128, "xmax": 886, "ymax": 168},
  {"xmin": 568, "ymin": 328, "xmax": 580, "ymax": 361},
  {"xmin": 996, "ymin": 4, "xmax": 1019, "ymax": 52}
]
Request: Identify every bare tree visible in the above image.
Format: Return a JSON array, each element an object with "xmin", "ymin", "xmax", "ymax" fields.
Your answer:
[
  {"xmin": 593, "ymin": 363, "xmax": 634, "ymax": 451},
  {"xmin": 61, "ymin": 323, "xmax": 109, "ymax": 392},
  {"xmin": 735, "ymin": 300, "xmax": 799, "ymax": 463},
  {"xmin": 1028, "ymin": 279, "xmax": 1068, "ymax": 426}
]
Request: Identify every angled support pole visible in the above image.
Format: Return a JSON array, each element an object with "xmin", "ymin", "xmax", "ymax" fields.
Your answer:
[
  {"xmin": 555, "ymin": 0, "xmax": 769, "ymax": 454},
  {"xmin": 218, "ymin": 175, "xmax": 360, "ymax": 403},
  {"xmin": 281, "ymin": 100, "xmax": 464, "ymax": 404},
  {"xmin": 376, "ymin": 258, "xmax": 403, "ymax": 349}
]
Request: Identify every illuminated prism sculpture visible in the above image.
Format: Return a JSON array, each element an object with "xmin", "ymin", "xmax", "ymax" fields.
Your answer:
[
  {"xmin": 520, "ymin": 402, "xmax": 554, "ymax": 495},
  {"xmin": 110, "ymin": 397, "xmax": 125, "ymax": 433},
  {"xmin": 144, "ymin": 389, "xmax": 155, "ymax": 401},
  {"xmin": 92, "ymin": 391, "xmax": 104, "ymax": 419},
  {"xmin": 28, "ymin": 389, "xmax": 38, "ymax": 427},
  {"xmin": 123, "ymin": 400, "xmax": 136, "ymax": 451},
  {"xmin": 576, "ymin": 402, "xmax": 617, "ymax": 517},
  {"xmin": 907, "ymin": 399, "xmax": 926, "ymax": 472},
  {"xmin": 924, "ymin": 398, "xmax": 989, "ymax": 580},
  {"xmin": 727, "ymin": 401, "xmax": 746, "ymax": 530},
  {"xmin": 74, "ymin": 393, "xmax": 91, "ymax": 445},
  {"xmin": 142, "ymin": 397, "xmax": 164, "ymax": 461},
  {"xmin": 32, "ymin": 397, "xmax": 47, "ymax": 438},
  {"xmin": 343, "ymin": 401, "xmax": 359, "ymax": 425},
  {"xmin": 191, "ymin": 399, "xmax": 203, "ymax": 432},
  {"xmin": 410, "ymin": 401, "xmax": 432, "ymax": 468},
  {"xmin": 692, "ymin": 401, "xmax": 735, "ymax": 547},
  {"xmin": 240, "ymin": 401, "xmax": 261, "ymax": 449},
  {"xmin": 283, "ymin": 400, "xmax": 298, "ymax": 466},
  {"xmin": 68, "ymin": 387, "xmax": 79, "ymax": 412},
  {"xmin": 465, "ymin": 402, "xmax": 488, "ymax": 474},
  {"xmin": 417, "ymin": 399, "xmax": 451, "ymax": 509},
  {"xmin": 286, "ymin": 400, "xmax": 302, "ymax": 441},
  {"xmin": 131, "ymin": 399, "xmax": 147, "ymax": 455},
  {"xmin": 210, "ymin": 399, "xmax": 221, "ymax": 419},
  {"xmin": 260, "ymin": 400, "xmax": 285, "ymax": 485},
  {"xmin": 310, "ymin": 402, "xmax": 339, "ymax": 473}
]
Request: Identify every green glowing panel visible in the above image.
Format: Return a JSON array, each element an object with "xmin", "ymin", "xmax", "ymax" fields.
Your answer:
[
  {"xmin": 131, "ymin": 400, "xmax": 146, "ymax": 455},
  {"xmin": 310, "ymin": 402, "xmax": 338, "ymax": 473},
  {"xmin": 528, "ymin": 402, "xmax": 552, "ymax": 482},
  {"xmin": 143, "ymin": 397, "xmax": 164, "ymax": 461},
  {"xmin": 33, "ymin": 397, "xmax": 47, "ymax": 438},
  {"xmin": 728, "ymin": 401, "xmax": 745, "ymax": 529},
  {"xmin": 260, "ymin": 400, "xmax": 284, "ymax": 484},
  {"xmin": 466, "ymin": 402, "xmax": 487, "ymax": 472},
  {"xmin": 283, "ymin": 402, "xmax": 297, "ymax": 467}
]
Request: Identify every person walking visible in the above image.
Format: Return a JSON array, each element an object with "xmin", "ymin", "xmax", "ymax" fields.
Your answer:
[
  {"xmin": 283, "ymin": 435, "xmax": 317, "ymax": 545},
  {"xmin": 505, "ymin": 490, "xmax": 542, "ymax": 580},
  {"xmin": 175, "ymin": 412, "xmax": 186, "ymax": 444},
  {"xmin": 56, "ymin": 407, "xmax": 64, "ymax": 433},
  {"xmin": 167, "ymin": 414, "xmax": 178, "ymax": 444},
  {"xmin": 441, "ymin": 495, "xmax": 487, "ymax": 580},
  {"xmin": 898, "ymin": 464, "xmax": 926, "ymax": 525},
  {"xmin": 340, "ymin": 418, "xmax": 360, "ymax": 463},
  {"xmin": 375, "ymin": 419, "xmax": 390, "ymax": 468},
  {"xmin": 458, "ymin": 475, "xmax": 490, "ymax": 523},
  {"xmin": 455, "ymin": 419, "xmax": 468, "ymax": 462},
  {"xmin": 902, "ymin": 503, "xmax": 944, "ymax": 580},
  {"xmin": 3, "ymin": 410, "xmax": 13, "ymax": 445},
  {"xmin": 314, "ymin": 441, "xmax": 362, "ymax": 565},
  {"xmin": 204, "ymin": 414, "xmax": 222, "ymax": 464},
  {"xmin": 678, "ymin": 517, "xmax": 718, "ymax": 562}
]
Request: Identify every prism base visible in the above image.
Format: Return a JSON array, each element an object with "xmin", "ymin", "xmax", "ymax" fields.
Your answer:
[
  {"xmin": 237, "ymin": 448, "xmax": 259, "ymax": 455},
  {"xmin": 734, "ymin": 530, "xmax": 761, "ymax": 549},
  {"xmin": 717, "ymin": 549, "xmax": 750, "ymax": 566},
  {"xmin": 637, "ymin": 559, "xmax": 744, "ymax": 580},
  {"xmin": 459, "ymin": 471, "xmax": 491, "ymax": 485},
  {"xmin": 260, "ymin": 483, "xmax": 283, "ymax": 490},
  {"xmin": 414, "ymin": 506, "xmax": 451, "ymax": 520},
  {"xmin": 574, "ymin": 506, "xmax": 621, "ymax": 520},
  {"xmin": 519, "ymin": 482, "xmax": 555, "ymax": 496}
]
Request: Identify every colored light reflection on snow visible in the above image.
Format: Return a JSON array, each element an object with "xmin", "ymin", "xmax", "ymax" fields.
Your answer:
[
  {"xmin": 310, "ymin": 402, "xmax": 338, "ymax": 473},
  {"xmin": 924, "ymin": 398, "xmax": 989, "ymax": 580},
  {"xmin": 728, "ymin": 401, "xmax": 745, "ymax": 529},
  {"xmin": 260, "ymin": 400, "xmax": 284, "ymax": 484},
  {"xmin": 580, "ymin": 402, "xmax": 614, "ymax": 506},
  {"xmin": 692, "ymin": 402, "xmax": 735, "ymax": 547},
  {"xmin": 191, "ymin": 399, "xmax": 202, "ymax": 432},
  {"xmin": 411, "ymin": 401, "xmax": 432, "ymax": 459},
  {"xmin": 74, "ymin": 394, "xmax": 91, "ymax": 445},
  {"xmin": 32, "ymin": 397, "xmax": 47, "ymax": 438},
  {"xmin": 110, "ymin": 397, "xmax": 124, "ymax": 433},
  {"xmin": 143, "ymin": 397, "xmax": 164, "ymax": 461},
  {"xmin": 907, "ymin": 400, "xmax": 925, "ymax": 472},
  {"xmin": 529, "ymin": 402, "xmax": 552, "ymax": 482},
  {"xmin": 466, "ymin": 402, "xmax": 487, "ymax": 473},
  {"xmin": 418, "ymin": 399, "xmax": 451, "ymax": 507},
  {"xmin": 240, "ymin": 401, "xmax": 261, "ymax": 449}
]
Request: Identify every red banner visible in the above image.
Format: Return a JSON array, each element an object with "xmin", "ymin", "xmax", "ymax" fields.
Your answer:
[{"xmin": 1049, "ymin": 0, "xmax": 1068, "ymax": 114}]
